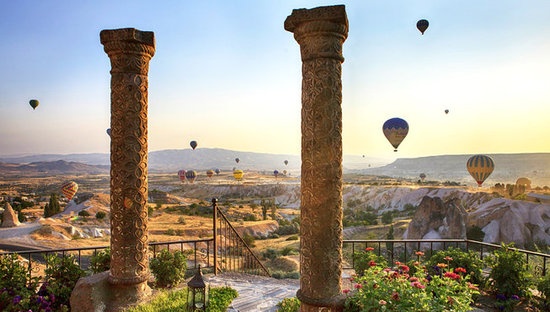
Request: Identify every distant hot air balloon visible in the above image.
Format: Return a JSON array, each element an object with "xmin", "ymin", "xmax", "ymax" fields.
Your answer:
[
  {"xmin": 444, "ymin": 109, "xmax": 449, "ymax": 114},
  {"xmin": 516, "ymin": 177, "xmax": 531, "ymax": 188},
  {"xmin": 185, "ymin": 170, "xmax": 197, "ymax": 183},
  {"xmin": 178, "ymin": 170, "xmax": 186, "ymax": 183},
  {"xmin": 416, "ymin": 19, "xmax": 429, "ymax": 35},
  {"xmin": 206, "ymin": 169, "xmax": 214, "ymax": 178},
  {"xmin": 215, "ymin": 168, "xmax": 221, "ymax": 175},
  {"xmin": 466, "ymin": 155, "xmax": 494, "ymax": 187},
  {"xmin": 29, "ymin": 99, "xmax": 39, "ymax": 110},
  {"xmin": 383, "ymin": 117, "xmax": 409, "ymax": 152},
  {"xmin": 233, "ymin": 169, "xmax": 244, "ymax": 181},
  {"xmin": 106, "ymin": 128, "xmax": 111, "ymax": 136},
  {"xmin": 190, "ymin": 141, "xmax": 197, "ymax": 150},
  {"xmin": 284, "ymin": 160, "xmax": 288, "ymax": 166},
  {"xmin": 61, "ymin": 181, "xmax": 78, "ymax": 201},
  {"xmin": 419, "ymin": 173, "xmax": 426, "ymax": 182},
  {"xmin": 283, "ymin": 170, "xmax": 287, "ymax": 175},
  {"xmin": 274, "ymin": 170, "xmax": 279, "ymax": 178},
  {"xmin": 235, "ymin": 158, "xmax": 240, "ymax": 164}
]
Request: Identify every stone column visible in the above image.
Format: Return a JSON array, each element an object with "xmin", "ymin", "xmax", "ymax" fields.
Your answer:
[
  {"xmin": 285, "ymin": 6, "xmax": 348, "ymax": 312},
  {"xmin": 102, "ymin": 27, "xmax": 155, "ymax": 307}
]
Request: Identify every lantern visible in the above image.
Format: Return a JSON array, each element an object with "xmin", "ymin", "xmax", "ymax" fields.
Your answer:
[{"xmin": 187, "ymin": 265, "xmax": 208, "ymax": 311}]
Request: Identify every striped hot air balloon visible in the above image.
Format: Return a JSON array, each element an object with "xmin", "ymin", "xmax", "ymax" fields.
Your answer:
[
  {"xmin": 185, "ymin": 170, "xmax": 197, "ymax": 183},
  {"xmin": 466, "ymin": 155, "xmax": 495, "ymax": 187},
  {"xmin": 61, "ymin": 181, "xmax": 78, "ymax": 201},
  {"xmin": 383, "ymin": 117, "xmax": 409, "ymax": 152},
  {"xmin": 178, "ymin": 170, "xmax": 186, "ymax": 183},
  {"xmin": 206, "ymin": 169, "xmax": 214, "ymax": 178},
  {"xmin": 233, "ymin": 169, "xmax": 244, "ymax": 181}
]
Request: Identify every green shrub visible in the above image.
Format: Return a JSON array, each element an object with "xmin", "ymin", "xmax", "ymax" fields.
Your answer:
[
  {"xmin": 90, "ymin": 248, "xmax": 111, "ymax": 274},
  {"xmin": 352, "ymin": 247, "xmax": 388, "ymax": 276},
  {"xmin": 0, "ymin": 254, "xmax": 38, "ymax": 311},
  {"xmin": 276, "ymin": 297, "xmax": 300, "ymax": 312},
  {"xmin": 177, "ymin": 216, "xmax": 186, "ymax": 224},
  {"xmin": 150, "ymin": 249, "xmax": 187, "ymax": 288},
  {"xmin": 425, "ymin": 247, "xmax": 484, "ymax": 286},
  {"xmin": 487, "ymin": 243, "xmax": 533, "ymax": 298},
  {"xmin": 43, "ymin": 254, "xmax": 86, "ymax": 310},
  {"xmin": 538, "ymin": 274, "xmax": 550, "ymax": 309},
  {"xmin": 286, "ymin": 235, "xmax": 298, "ymax": 241},
  {"xmin": 262, "ymin": 248, "xmax": 279, "ymax": 260},
  {"xmin": 466, "ymin": 225, "xmax": 485, "ymax": 241},
  {"xmin": 95, "ymin": 211, "xmax": 106, "ymax": 220},
  {"xmin": 127, "ymin": 289, "xmax": 188, "ymax": 312},
  {"xmin": 242, "ymin": 233, "xmax": 256, "ymax": 247},
  {"xmin": 280, "ymin": 247, "xmax": 297, "ymax": 256},
  {"xmin": 165, "ymin": 228, "xmax": 176, "ymax": 236},
  {"xmin": 207, "ymin": 286, "xmax": 238, "ymax": 312},
  {"xmin": 78, "ymin": 210, "xmax": 91, "ymax": 217}
]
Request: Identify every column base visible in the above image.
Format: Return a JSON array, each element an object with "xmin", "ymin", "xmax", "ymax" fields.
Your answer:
[
  {"xmin": 70, "ymin": 271, "xmax": 152, "ymax": 312},
  {"xmin": 297, "ymin": 289, "xmax": 345, "ymax": 312}
]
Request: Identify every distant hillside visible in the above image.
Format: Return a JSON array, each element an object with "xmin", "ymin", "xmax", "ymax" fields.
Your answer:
[
  {"xmin": 0, "ymin": 160, "xmax": 109, "ymax": 177},
  {"xmin": 357, "ymin": 153, "xmax": 550, "ymax": 187}
]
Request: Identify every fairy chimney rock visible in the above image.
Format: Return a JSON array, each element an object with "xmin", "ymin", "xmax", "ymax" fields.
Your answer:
[
  {"xmin": 404, "ymin": 196, "xmax": 467, "ymax": 239},
  {"xmin": 1, "ymin": 202, "xmax": 21, "ymax": 227}
]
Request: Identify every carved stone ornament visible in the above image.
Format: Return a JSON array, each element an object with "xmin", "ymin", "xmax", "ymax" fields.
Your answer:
[{"xmin": 285, "ymin": 5, "xmax": 348, "ymax": 312}]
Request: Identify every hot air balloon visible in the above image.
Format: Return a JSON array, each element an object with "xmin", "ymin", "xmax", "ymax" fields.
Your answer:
[
  {"xmin": 29, "ymin": 99, "xmax": 39, "ymax": 110},
  {"xmin": 466, "ymin": 155, "xmax": 494, "ymax": 187},
  {"xmin": 419, "ymin": 173, "xmax": 426, "ymax": 182},
  {"xmin": 61, "ymin": 181, "xmax": 78, "ymax": 201},
  {"xmin": 185, "ymin": 170, "xmax": 197, "ymax": 183},
  {"xmin": 106, "ymin": 128, "xmax": 111, "ymax": 136},
  {"xmin": 274, "ymin": 170, "xmax": 279, "ymax": 178},
  {"xmin": 190, "ymin": 141, "xmax": 197, "ymax": 150},
  {"xmin": 178, "ymin": 170, "xmax": 186, "ymax": 183},
  {"xmin": 444, "ymin": 109, "xmax": 449, "ymax": 114},
  {"xmin": 516, "ymin": 177, "xmax": 531, "ymax": 188},
  {"xmin": 233, "ymin": 169, "xmax": 244, "ymax": 181},
  {"xmin": 284, "ymin": 160, "xmax": 288, "ymax": 166},
  {"xmin": 235, "ymin": 158, "xmax": 240, "ymax": 164},
  {"xmin": 417, "ymin": 19, "xmax": 429, "ymax": 35},
  {"xmin": 206, "ymin": 169, "xmax": 214, "ymax": 178},
  {"xmin": 215, "ymin": 168, "xmax": 221, "ymax": 175},
  {"xmin": 383, "ymin": 117, "xmax": 409, "ymax": 152}
]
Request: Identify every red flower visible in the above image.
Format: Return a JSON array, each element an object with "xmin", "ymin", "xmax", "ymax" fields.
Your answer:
[
  {"xmin": 354, "ymin": 283, "xmax": 363, "ymax": 289},
  {"xmin": 343, "ymin": 289, "xmax": 350, "ymax": 294},
  {"xmin": 415, "ymin": 251, "xmax": 425, "ymax": 256},
  {"xmin": 409, "ymin": 276, "xmax": 419, "ymax": 282},
  {"xmin": 454, "ymin": 267, "xmax": 467, "ymax": 274},
  {"xmin": 365, "ymin": 247, "xmax": 374, "ymax": 252},
  {"xmin": 369, "ymin": 260, "xmax": 377, "ymax": 267},
  {"xmin": 411, "ymin": 281, "xmax": 426, "ymax": 289},
  {"xmin": 444, "ymin": 256, "xmax": 453, "ymax": 262},
  {"xmin": 391, "ymin": 292, "xmax": 400, "ymax": 301},
  {"xmin": 444, "ymin": 272, "xmax": 461, "ymax": 280},
  {"xmin": 400, "ymin": 265, "xmax": 410, "ymax": 273}
]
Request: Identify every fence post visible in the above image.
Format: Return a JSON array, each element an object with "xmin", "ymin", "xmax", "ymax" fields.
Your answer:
[{"xmin": 212, "ymin": 198, "xmax": 218, "ymax": 275}]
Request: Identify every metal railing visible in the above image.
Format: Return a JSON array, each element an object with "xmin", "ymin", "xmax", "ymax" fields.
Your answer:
[{"xmin": 343, "ymin": 239, "xmax": 549, "ymax": 277}]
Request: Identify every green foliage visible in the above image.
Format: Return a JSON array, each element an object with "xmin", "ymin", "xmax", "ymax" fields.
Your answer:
[
  {"xmin": 90, "ymin": 248, "xmax": 111, "ymax": 274},
  {"xmin": 150, "ymin": 249, "xmax": 187, "ymax": 288},
  {"xmin": 262, "ymin": 248, "xmax": 279, "ymax": 260},
  {"xmin": 78, "ymin": 210, "xmax": 91, "ymax": 217},
  {"xmin": 177, "ymin": 216, "xmax": 186, "ymax": 224},
  {"xmin": 352, "ymin": 247, "xmax": 388, "ymax": 276},
  {"xmin": 285, "ymin": 235, "xmax": 298, "ymax": 241},
  {"xmin": 345, "ymin": 253, "xmax": 479, "ymax": 312},
  {"xmin": 95, "ymin": 211, "xmax": 106, "ymax": 220},
  {"xmin": 242, "ymin": 233, "xmax": 256, "ymax": 247},
  {"xmin": 343, "ymin": 208, "xmax": 378, "ymax": 227},
  {"xmin": 271, "ymin": 271, "xmax": 300, "ymax": 279},
  {"xmin": 487, "ymin": 243, "xmax": 533, "ymax": 298},
  {"xmin": 207, "ymin": 286, "xmax": 238, "ymax": 312},
  {"xmin": 425, "ymin": 247, "xmax": 485, "ymax": 286},
  {"xmin": 127, "ymin": 289, "xmax": 188, "ymax": 312},
  {"xmin": 44, "ymin": 193, "xmax": 61, "ymax": 217},
  {"xmin": 466, "ymin": 225, "xmax": 485, "ymax": 241},
  {"xmin": 381, "ymin": 211, "xmax": 394, "ymax": 224},
  {"xmin": 43, "ymin": 253, "xmax": 86, "ymax": 310},
  {"xmin": 276, "ymin": 297, "xmax": 300, "ymax": 312},
  {"xmin": 280, "ymin": 246, "xmax": 297, "ymax": 256},
  {"xmin": 537, "ymin": 274, "xmax": 550, "ymax": 309}
]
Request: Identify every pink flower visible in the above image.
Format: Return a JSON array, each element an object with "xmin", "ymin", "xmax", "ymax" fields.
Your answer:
[
  {"xmin": 400, "ymin": 265, "xmax": 410, "ymax": 273},
  {"xmin": 343, "ymin": 289, "xmax": 350, "ymax": 294},
  {"xmin": 354, "ymin": 283, "xmax": 363, "ymax": 289},
  {"xmin": 379, "ymin": 300, "xmax": 387, "ymax": 305},
  {"xmin": 415, "ymin": 251, "xmax": 425, "ymax": 256},
  {"xmin": 391, "ymin": 292, "xmax": 400, "ymax": 301},
  {"xmin": 444, "ymin": 272, "xmax": 461, "ymax": 280},
  {"xmin": 454, "ymin": 267, "xmax": 467, "ymax": 274},
  {"xmin": 409, "ymin": 276, "xmax": 419, "ymax": 282},
  {"xmin": 444, "ymin": 256, "xmax": 453, "ymax": 262},
  {"xmin": 411, "ymin": 281, "xmax": 426, "ymax": 289}
]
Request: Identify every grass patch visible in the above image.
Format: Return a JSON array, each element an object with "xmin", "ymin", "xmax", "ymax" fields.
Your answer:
[{"xmin": 127, "ymin": 289, "xmax": 188, "ymax": 312}]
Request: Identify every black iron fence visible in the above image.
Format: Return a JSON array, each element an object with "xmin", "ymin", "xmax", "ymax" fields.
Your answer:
[{"xmin": 343, "ymin": 239, "xmax": 549, "ymax": 277}]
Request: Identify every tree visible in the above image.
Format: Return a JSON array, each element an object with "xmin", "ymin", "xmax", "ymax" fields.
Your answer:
[{"xmin": 44, "ymin": 193, "xmax": 61, "ymax": 217}]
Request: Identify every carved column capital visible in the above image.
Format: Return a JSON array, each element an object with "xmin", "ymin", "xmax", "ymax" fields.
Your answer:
[
  {"xmin": 284, "ymin": 5, "xmax": 348, "ymax": 62},
  {"xmin": 100, "ymin": 28, "xmax": 155, "ymax": 74}
]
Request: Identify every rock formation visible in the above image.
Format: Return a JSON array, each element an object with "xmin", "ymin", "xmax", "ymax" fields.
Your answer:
[
  {"xmin": 404, "ymin": 196, "xmax": 467, "ymax": 239},
  {"xmin": 1, "ymin": 202, "xmax": 21, "ymax": 227}
]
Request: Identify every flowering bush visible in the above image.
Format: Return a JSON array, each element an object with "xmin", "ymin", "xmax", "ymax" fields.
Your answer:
[
  {"xmin": 345, "ymin": 249, "xmax": 479, "ymax": 311},
  {"xmin": 352, "ymin": 247, "xmax": 388, "ymax": 277},
  {"xmin": 425, "ymin": 247, "xmax": 485, "ymax": 286}
]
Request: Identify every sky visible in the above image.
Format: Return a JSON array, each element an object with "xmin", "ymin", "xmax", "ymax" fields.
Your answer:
[{"xmin": 1, "ymin": 0, "xmax": 549, "ymax": 160}]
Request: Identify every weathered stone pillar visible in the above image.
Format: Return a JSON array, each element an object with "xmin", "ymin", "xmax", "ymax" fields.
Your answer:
[{"xmin": 285, "ymin": 5, "xmax": 348, "ymax": 312}]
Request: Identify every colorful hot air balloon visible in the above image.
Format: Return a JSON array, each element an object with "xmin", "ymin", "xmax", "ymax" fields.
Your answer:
[
  {"xmin": 61, "ymin": 181, "xmax": 78, "ymax": 201},
  {"xmin": 417, "ymin": 19, "xmax": 429, "ymax": 35},
  {"xmin": 215, "ymin": 168, "xmax": 221, "ymax": 175},
  {"xmin": 29, "ymin": 99, "xmax": 39, "ymax": 110},
  {"xmin": 206, "ymin": 169, "xmax": 214, "ymax": 178},
  {"xmin": 284, "ymin": 160, "xmax": 288, "ymax": 166},
  {"xmin": 233, "ymin": 169, "xmax": 244, "ymax": 181},
  {"xmin": 178, "ymin": 170, "xmax": 186, "ymax": 182},
  {"xmin": 419, "ymin": 173, "xmax": 426, "ymax": 182},
  {"xmin": 185, "ymin": 170, "xmax": 197, "ymax": 183},
  {"xmin": 383, "ymin": 117, "xmax": 409, "ymax": 152},
  {"xmin": 467, "ymin": 155, "xmax": 494, "ymax": 187},
  {"xmin": 190, "ymin": 141, "xmax": 197, "ymax": 150},
  {"xmin": 106, "ymin": 128, "xmax": 111, "ymax": 136},
  {"xmin": 235, "ymin": 158, "xmax": 240, "ymax": 164},
  {"xmin": 274, "ymin": 170, "xmax": 279, "ymax": 178}
]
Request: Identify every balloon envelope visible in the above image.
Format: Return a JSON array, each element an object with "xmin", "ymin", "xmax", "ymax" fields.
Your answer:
[
  {"xmin": 284, "ymin": 160, "xmax": 288, "ymax": 166},
  {"xmin": 206, "ymin": 169, "xmax": 214, "ymax": 178},
  {"xmin": 274, "ymin": 170, "xmax": 279, "ymax": 177},
  {"xmin": 420, "ymin": 173, "xmax": 426, "ymax": 181},
  {"xmin": 383, "ymin": 118, "xmax": 409, "ymax": 152},
  {"xmin": 178, "ymin": 170, "xmax": 186, "ymax": 182},
  {"xmin": 466, "ymin": 155, "xmax": 495, "ymax": 186},
  {"xmin": 215, "ymin": 168, "xmax": 221, "ymax": 175},
  {"xmin": 190, "ymin": 141, "xmax": 197, "ymax": 150},
  {"xmin": 185, "ymin": 170, "xmax": 197, "ymax": 183},
  {"xmin": 61, "ymin": 181, "xmax": 78, "ymax": 201},
  {"xmin": 106, "ymin": 128, "xmax": 111, "ymax": 136},
  {"xmin": 417, "ymin": 19, "xmax": 429, "ymax": 34},
  {"xmin": 29, "ymin": 99, "xmax": 39, "ymax": 110},
  {"xmin": 235, "ymin": 158, "xmax": 240, "ymax": 164},
  {"xmin": 233, "ymin": 169, "xmax": 244, "ymax": 181},
  {"xmin": 445, "ymin": 109, "xmax": 449, "ymax": 114}
]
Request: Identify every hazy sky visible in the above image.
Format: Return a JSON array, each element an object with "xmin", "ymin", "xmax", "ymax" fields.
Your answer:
[{"xmin": 1, "ymin": 1, "xmax": 549, "ymax": 159}]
